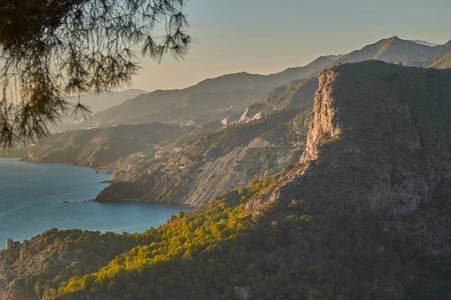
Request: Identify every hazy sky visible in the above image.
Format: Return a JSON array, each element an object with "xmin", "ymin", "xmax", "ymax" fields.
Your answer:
[{"xmin": 131, "ymin": 0, "xmax": 451, "ymax": 92}]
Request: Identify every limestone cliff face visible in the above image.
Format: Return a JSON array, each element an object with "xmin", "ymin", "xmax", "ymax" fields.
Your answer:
[
  {"xmin": 300, "ymin": 70, "xmax": 341, "ymax": 162},
  {"xmin": 252, "ymin": 61, "xmax": 451, "ymax": 223}
]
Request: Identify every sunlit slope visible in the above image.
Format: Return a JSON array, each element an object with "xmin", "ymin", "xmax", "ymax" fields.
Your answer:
[
  {"xmin": 334, "ymin": 36, "xmax": 451, "ymax": 64},
  {"xmin": 1, "ymin": 61, "xmax": 450, "ymax": 299}
]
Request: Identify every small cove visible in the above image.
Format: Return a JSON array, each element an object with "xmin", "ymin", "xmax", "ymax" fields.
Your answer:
[{"xmin": 0, "ymin": 158, "xmax": 190, "ymax": 249}]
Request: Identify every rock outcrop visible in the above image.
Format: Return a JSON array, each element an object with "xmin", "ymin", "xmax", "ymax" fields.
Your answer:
[
  {"xmin": 96, "ymin": 107, "xmax": 312, "ymax": 206},
  {"xmin": 257, "ymin": 61, "xmax": 451, "ymax": 216}
]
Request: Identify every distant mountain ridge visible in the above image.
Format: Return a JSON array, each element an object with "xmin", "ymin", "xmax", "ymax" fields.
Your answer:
[
  {"xmin": 72, "ymin": 56, "xmax": 336, "ymax": 128},
  {"xmin": 66, "ymin": 89, "xmax": 147, "ymax": 116},
  {"xmin": 411, "ymin": 39, "xmax": 438, "ymax": 47},
  {"xmin": 54, "ymin": 89, "xmax": 148, "ymax": 132},
  {"xmin": 335, "ymin": 36, "xmax": 451, "ymax": 64},
  {"xmin": 2, "ymin": 60, "xmax": 450, "ymax": 300},
  {"xmin": 69, "ymin": 37, "xmax": 451, "ymax": 131}
]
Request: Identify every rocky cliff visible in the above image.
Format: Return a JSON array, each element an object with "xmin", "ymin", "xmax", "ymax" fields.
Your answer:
[
  {"xmin": 2, "ymin": 61, "xmax": 451, "ymax": 300},
  {"xmin": 93, "ymin": 73, "xmax": 321, "ymax": 206},
  {"xmin": 249, "ymin": 61, "xmax": 451, "ymax": 253},
  {"xmin": 313, "ymin": 61, "xmax": 450, "ymax": 214},
  {"xmin": 96, "ymin": 107, "xmax": 312, "ymax": 206}
]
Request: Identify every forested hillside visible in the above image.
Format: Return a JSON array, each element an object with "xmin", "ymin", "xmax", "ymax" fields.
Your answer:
[{"xmin": 1, "ymin": 62, "xmax": 450, "ymax": 299}]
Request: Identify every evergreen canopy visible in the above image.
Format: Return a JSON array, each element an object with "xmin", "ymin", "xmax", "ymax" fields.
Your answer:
[{"xmin": 0, "ymin": 0, "xmax": 190, "ymax": 145}]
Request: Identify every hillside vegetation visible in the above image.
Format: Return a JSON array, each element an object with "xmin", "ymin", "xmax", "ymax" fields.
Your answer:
[
  {"xmin": 404, "ymin": 51, "xmax": 451, "ymax": 69},
  {"xmin": 1, "ymin": 62, "xmax": 450, "ymax": 299}
]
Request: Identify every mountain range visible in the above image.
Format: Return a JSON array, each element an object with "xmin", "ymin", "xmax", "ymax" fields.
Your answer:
[
  {"xmin": 54, "ymin": 89, "xmax": 148, "ymax": 133},
  {"xmin": 64, "ymin": 37, "xmax": 451, "ymax": 131},
  {"xmin": 70, "ymin": 56, "xmax": 336, "ymax": 129},
  {"xmin": 1, "ymin": 60, "xmax": 450, "ymax": 299},
  {"xmin": 12, "ymin": 36, "xmax": 451, "ymax": 208},
  {"xmin": 334, "ymin": 36, "xmax": 451, "ymax": 64},
  {"xmin": 66, "ymin": 89, "xmax": 148, "ymax": 116}
]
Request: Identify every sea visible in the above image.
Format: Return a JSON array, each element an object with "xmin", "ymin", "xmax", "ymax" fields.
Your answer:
[{"xmin": 0, "ymin": 158, "xmax": 189, "ymax": 249}]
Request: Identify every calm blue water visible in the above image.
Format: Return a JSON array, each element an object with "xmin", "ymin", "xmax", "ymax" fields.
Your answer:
[{"xmin": 0, "ymin": 158, "xmax": 189, "ymax": 249}]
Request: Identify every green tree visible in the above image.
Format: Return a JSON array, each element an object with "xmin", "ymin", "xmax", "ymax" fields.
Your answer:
[
  {"xmin": 177, "ymin": 210, "xmax": 185, "ymax": 219},
  {"xmin": 0, "ymin": 0, "xmax": 190, "ymax": 145}
]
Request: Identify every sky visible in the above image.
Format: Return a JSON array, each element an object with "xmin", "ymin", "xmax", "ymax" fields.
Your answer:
[{"xmin": 130, "ymin": 0, "xmax": 451, "ymax": 92}]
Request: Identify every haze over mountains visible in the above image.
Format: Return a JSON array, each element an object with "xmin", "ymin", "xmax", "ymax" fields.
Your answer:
[
  {"xmin": 51, "ymin": 36, "xmax": 451, "ymax": 136},
  {"xmin": 62, "ymin": 37, "xmax": 451, "ymax": 132},
  {"xmin": 71, "ymin": 55, "xmax": 337, "ymax": 129},
  {"xmin": 55, "ymin": 89, "xmax": 148, "ymax": 132},
  {"xmin": 66, "ymin": 89, "xmax": 148, "ymax": 116}
]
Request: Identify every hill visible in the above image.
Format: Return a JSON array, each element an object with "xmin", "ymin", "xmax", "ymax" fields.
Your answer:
[
  {"xmin": 54, "ymin": 89, "xmax": 148, "ymax": 133},
  {"xmin": 404, "ymin": 51, "xmax": 451, "ymax": 69},
  {"xmin": 21, "ymin": 123, "xmax": 191, "ymax": 169},
  {"xmin": 66, "ymin": 89, "xmax": 148, "ymax": 115},
  {"xmin": 72, "ymin": 56, "xmax": 335, "ymax": 128},
  {"xmin": 334, "ymin": 36, "xmax": 451, "ymax": 64},
  {"xmin": 94, "ymin": 77, "xmax": 318, "ymax": 205},
  {"xmin": 95, "ymin": 107, "xmax": 311, "ymax": 205},
  {"xmin": 261, "ymin": 61, "xmax": 451, "ymax": 216},
  {"xmin": 1, "ymin": 62, "xmax": 450, "ymax": 299}
]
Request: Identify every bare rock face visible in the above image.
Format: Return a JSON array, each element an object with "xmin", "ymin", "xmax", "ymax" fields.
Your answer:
[
  {"xmin": 258, "ymin": 61, "xmax": 451, "ymax": 218},
  {"xmin": 95, "ymin": 75, "xmax": 318, "ymax": 207},
  {"xmin": 300, "ymin": 69, "xmax": 341, "ymax": 162},
  {"xmin": 97, "ymin": 107, "xmax": 311, "ymax": 206}
]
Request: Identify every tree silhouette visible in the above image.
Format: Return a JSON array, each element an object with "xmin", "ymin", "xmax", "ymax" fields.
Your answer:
[{"xmin": 0, "ymin": 0, "xmax": 190, "ymax": 145}]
